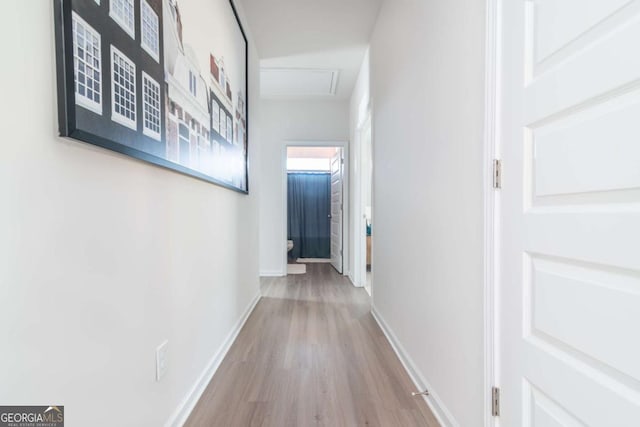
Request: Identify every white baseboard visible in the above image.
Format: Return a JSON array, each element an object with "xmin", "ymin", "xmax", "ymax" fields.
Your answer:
[
  {"xmin": 259, "ymin": 270, "xmax": 285, "ymax": 277},
  {"xmin": 347, "ymin": 273, "xmax": 360, "ymax": 288},
  {"xmin": 371, "ymin": 305, "xmax": 459, "ymax": 427},
  {"xmin": 166, "ymin": 292, "xmax": 262, "ymax": 427},
  {"xmin": 347, "ymin": 272, "xmax": 366, "ymax": 288}
]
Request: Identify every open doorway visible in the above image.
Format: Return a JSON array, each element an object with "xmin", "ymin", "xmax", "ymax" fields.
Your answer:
[
  {"xmin": 354, "ymin": 114, "xmax": 372, "ymax": 295},
  {"xmin": 285, "ymin": 146, "xmax": 344, "ymax": 275}
]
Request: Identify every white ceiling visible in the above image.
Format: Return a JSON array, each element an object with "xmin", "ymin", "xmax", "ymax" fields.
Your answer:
[{"xmin": 238, "ymin": 0, "xmax": 383, "ymax": 99}]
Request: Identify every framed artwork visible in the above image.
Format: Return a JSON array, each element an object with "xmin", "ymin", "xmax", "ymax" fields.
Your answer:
[{"xmin": 53, "ymin": 0, "xmax": 249, "ymax": 193}]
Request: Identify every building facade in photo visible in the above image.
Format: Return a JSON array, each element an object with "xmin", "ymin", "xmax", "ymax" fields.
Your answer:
[
  {"xmin": 163, "ymin": 0, "xmax": 246, "ymax": 188},
  {"xmin": 162, "ymin": 0, "xmax": 211, "ymax": 171},
  {"xmin": 71, "ymin": 0, "xmax": 166, "ymax": 156}
]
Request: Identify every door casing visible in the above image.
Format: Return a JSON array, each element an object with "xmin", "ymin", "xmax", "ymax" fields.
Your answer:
[
  {"xmin": 352, "ymin": 112, "xmax": 372, "ymax": 290},
  {"xmin": 282, "ymin": 140, "xmax": 349, "ymax": 276},
  {"xmin": 330, "ymin": 150, "xmax": 345, "ymax": 273},
  {"xmin": 484, "ymin": 0, "xmax": 500, "ymax": 425}
]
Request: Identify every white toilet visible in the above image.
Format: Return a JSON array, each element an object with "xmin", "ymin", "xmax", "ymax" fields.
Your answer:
[{"xmin": 286, "ymin": 240, "xmax": 306, "ymax": 274}]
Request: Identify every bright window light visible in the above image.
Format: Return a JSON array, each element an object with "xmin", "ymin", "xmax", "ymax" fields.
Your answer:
[{"xmin": 287, "ymin": 158, "xmax": 331, "ymax": 171}]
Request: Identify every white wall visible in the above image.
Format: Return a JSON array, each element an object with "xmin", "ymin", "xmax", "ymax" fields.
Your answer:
[
  {"xmin": 368, "ymin": 0, "xmax": 486, "ymax": 425},
  {"xmin": 348, "ymin": 51, "xmax": 370, "ymax": 286},
  {"xmin": 258, "ymin": 99, "xmax": 349, "ymax": 276},
  {"xmin": 0, "ymin": 2, "xmax": 260, "ymax": 426}
]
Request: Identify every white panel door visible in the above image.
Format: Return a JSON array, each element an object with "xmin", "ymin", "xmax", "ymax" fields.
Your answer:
[
  {"xmin": 330, "ymin": 151, "xmax": 343, "ymax": 273},
  {"xmin": 500, "ymin": 1, "xmax": 640, "ymax": 425}
]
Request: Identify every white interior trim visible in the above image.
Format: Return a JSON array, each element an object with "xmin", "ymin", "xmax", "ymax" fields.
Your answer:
[
  {"xmin": 282, "ymin": 140, "xmax": 349, "ymax": 277},
  {"xmin": 483, "ymin": 0, "xmax": 501, "ymax": 425},
  {"xmin": 259, "ymin": 270, "xmax": 286, "ymax": 277},
  {"xmin": 348, "ymin": 275, "xmax": 358, "ymax": 287},
  {"xmin": 371, "ymin": 306, "xmax": 459, "ymax": 427},
  {"xmin": 165, "ymin": 292, "xmax": 262, "ymax": 427},
  {"xmin": 296, "ymin": 258, "xmax": 331, "ymax": 263},
  {"xmin": 351, "ymin": 120, "xmax": 362, "ymax": 287},
  {"xmin": 352, "ymin": 112, "xmax": 371, "ymax": 289}
]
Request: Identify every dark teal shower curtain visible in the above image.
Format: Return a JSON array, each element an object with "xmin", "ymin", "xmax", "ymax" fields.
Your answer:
[{"xmin": 287, "ymin": 172, "xmax": 331, "ymax": 259}]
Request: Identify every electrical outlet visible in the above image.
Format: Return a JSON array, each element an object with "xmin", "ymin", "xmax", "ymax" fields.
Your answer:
[{"xmin": 156, "ymin": 340, "xmax": 168, "ymax": 381}]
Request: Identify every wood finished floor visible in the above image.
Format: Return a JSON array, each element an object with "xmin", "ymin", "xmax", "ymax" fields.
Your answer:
[{"xmin": 185, "ymin": 264, "xmax": 439, "ymax": 427}]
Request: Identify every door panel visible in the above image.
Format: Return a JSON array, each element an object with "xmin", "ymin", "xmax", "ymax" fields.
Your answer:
[
  {"xmin": 527, "ymin": 384, "xmax": 586, "ymax": 427},
  {"xmin": 533, "ymin": 96, "xmax": 640, "ymax": 197},
  {"xmin": 330, "ymin": 151, "xmax": 343, "ymax": 273},
  {"xmin": 525, "ymin": 3, "xmax": 640, "ymax": 124},
  {"xmin": 530, "ymin": 258, "xmax": 640, "ymax": 382},
  {"xmin": 500, "ymin": 0, "xmax": 640, "ymax": 425},
  {"xmin": 532, "ymin": 0, "xmax": 633, "ymax": 65}
]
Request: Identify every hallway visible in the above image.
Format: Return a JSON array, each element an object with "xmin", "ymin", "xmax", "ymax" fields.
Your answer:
[
  {"xmin": 7, "ymin": 0, "xmax": 640, "ymax": 425},
  {"xmin": 185, "ymin": 264, "xmax": 439, "ymax": 426}
]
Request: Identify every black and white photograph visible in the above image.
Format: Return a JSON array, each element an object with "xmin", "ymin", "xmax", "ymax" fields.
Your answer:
[{"xmin": 55, "ymin": 0, "xmax": 249, "ymax": 192}]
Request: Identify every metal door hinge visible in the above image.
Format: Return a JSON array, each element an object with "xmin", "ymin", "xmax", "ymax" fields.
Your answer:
[
  {"xmin": 491, "ymin": 386, "xmax": 500, "ymax": 417},
  {"xmin": 493, "ymin": 159, "xmax": 502, "ymax": 189}
]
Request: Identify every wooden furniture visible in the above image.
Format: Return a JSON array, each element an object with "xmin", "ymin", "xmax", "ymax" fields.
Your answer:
[{"xmin": 366, "ymin": 235, "xmax": 372, "ymax": 266}]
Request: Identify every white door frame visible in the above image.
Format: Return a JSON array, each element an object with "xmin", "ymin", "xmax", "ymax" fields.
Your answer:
[
  {"xmin": 282, "ymin": 140, "xmax": 349, "ymax": 276},
  {"xmin": 330, "ymin": 151, "xmax": 345, "ymax": 273},
  {"xmin": 484, "ymin": 0, "xmax": 500, "ymax": 425},
  {"xmin": 351, "ymin": 129, "xmax": 363, "ymax": 287},
  {"xmin": 352, "ymin": 112, "xmax": 372, "ymax": 290}
]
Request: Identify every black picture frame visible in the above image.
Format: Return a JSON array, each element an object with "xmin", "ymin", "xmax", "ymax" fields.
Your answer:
[{"xmin": 53, "ymin": 0, "xmax": 249, "ymax": 193}]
